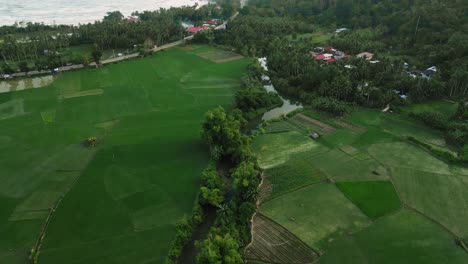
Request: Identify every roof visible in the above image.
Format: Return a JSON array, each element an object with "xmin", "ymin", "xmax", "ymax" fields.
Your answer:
[
  {"xmin": 315, "ymin": 54, "xmax": 326, "ymax": 60},
  {"xmin": 186, "ymin": 26, "xmax": 209, "ymax": 33},
  {"xmin": 356, "ymin": 52, "xmax": 374, "ymax": 60},
  {"xmin": 326, "ymin": 58, "xmax": 335, "ymax": 63},
  {"xmin": 324, "ymin": 47, "xmax": 337, "ymax": 52}
]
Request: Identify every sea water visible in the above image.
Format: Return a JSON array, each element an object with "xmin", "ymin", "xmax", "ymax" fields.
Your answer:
[{"xmin": 0, "ymin": 0, "xmax": 209, "ymax": 26}]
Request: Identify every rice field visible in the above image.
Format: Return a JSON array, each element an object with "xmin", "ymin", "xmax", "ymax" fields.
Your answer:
[
  {"xmin": 246, "ymin": 213, "xmax": 319, "ymax": 264},
  {"xmin": 252, "ymin": 106, "xmax": 468, "ymax": 263},
  {"xmin": 336, "ymin": 181, "xmax": 401, "ymax": 219},
  {"xmin": 319, "ymin": 209, "xmax": 467, "ymax": 264},
  {"xmin": 260, "ymin": 183, "xmax": 371, "ymax": 250},
  {"xmin": 0, "ymin": 46, "xmax": 250, "ymax": 264}
]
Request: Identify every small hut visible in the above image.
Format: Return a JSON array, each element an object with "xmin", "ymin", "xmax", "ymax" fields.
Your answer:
[{"xmin": 309, "ymin": 132, "xmax": 320, "ymax": 139}]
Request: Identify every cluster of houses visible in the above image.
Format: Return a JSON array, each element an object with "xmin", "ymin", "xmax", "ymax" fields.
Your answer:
[
  {"xmin": 406, "ymin": 64, "xmax": 438, "ymax": 79},
  {"xmin": 311, "ymin": 47, "xmax": 379, "ymax": 64},
  {"xmin": 184, "ymin": 19, "xmax": 222, "ymax": 34},
  {"xmin": 311, "ymin": 46, "xmax": 349, "ymax": 63},
  {"xmin": 311, "ymin": 46, "xmax": 381, "ymax": 64}
]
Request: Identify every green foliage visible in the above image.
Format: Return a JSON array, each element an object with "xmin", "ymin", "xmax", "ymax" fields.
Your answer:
[
  {"xmin": 309, "ymin": 96, "xmax": 350, "ymax": 116},
  {"xmin": 91, "ymin": 49, "xmax": 103, "ymax": 64},
  {"xmin": 231, "ymin": 161, "xmax": 261, "ymax": 201},
  {"xmin": 196, "ymin": 229, "xmax": 243, "ymax": 264},
  {"xmin": 199, "ymin": 163, "xmax": 225, "ymax": 207},
  {"xmin": 103, "ymin": 11, "xmax": 124, "ymax": 22},
  {"xmin": 235, "ymin": 60, "xmax": 282, "ymax": 119},
  {"xmin": 202, "ymin": 107, "xmax": 252, "ymax": 163},
  {"xmin": 410, "ymin": 111, "xmax": 449, "ymax": 131},
  {"xmin": 406, "ymin": 136, "xmax": 468, "ymax": 165}
]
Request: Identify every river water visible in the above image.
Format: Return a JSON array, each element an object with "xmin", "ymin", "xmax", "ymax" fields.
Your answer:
[
  {"xmin": 258, "ymin": 58, "xmax": 302, "ymax": 120},
  {"xmin": 0, "ymin": 0, "xmax": 209, "ymax": 26}
]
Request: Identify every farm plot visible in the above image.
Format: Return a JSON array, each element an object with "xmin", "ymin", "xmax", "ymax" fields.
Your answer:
[
  {"xmin": 260, "ymin": 152, "xmax": 327, "ymax": 202},
  {"xmin": 336, "ymin": 181, "xmax": 401, "ymax": 219},
  {"xmin": 246, "ymin": 213, "xmax": 319, "ymax": 264},
  {"xmin": 368, "ymin": 142, "xmax": 451, "ymax": 174},
  {"xmin": 197, "ymin": 50, "xmax": 244, "ymax": 63},
  {"xmin": 253, "ymin": 131, "xmax": 329, "ymax": 169},
  {"xmin": 319, "ymin": 209, "xmax": 468, "ymax": 264},
  {"xmin": 391, "ymin": 167, "xmax": 468, "ymax": 238},
  {"xmin": 309, "ymin": 149, "xmax": 389, "ymax": 182},
  {"xmin": 263, "ymin": 120, "xmax": 293, "ymax": 134},
  {"xmin": 0, "ymin": 46, "xmax": 250, "ymax": 264},
  {"xmin": 290, "ymin": 113, "xmax": 336, "ymax": 134},
  {"xmin": 260, "ymin": 183, "xmax": 370, "ymax": 250}
]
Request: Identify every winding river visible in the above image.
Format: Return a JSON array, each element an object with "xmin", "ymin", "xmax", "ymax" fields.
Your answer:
[{"xmin": 258, "ymin": 57, "xmax": 302, "ymax": 120}]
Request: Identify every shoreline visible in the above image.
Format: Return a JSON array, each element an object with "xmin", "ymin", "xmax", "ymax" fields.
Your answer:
[{"xmin": 0, "ymin": 0, "xmax": 210, "ymax": 26}]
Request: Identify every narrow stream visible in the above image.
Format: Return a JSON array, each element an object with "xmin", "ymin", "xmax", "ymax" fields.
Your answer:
[{"xmin": 258, "ymin": 58, "xmax": 302, "ymax": 120}]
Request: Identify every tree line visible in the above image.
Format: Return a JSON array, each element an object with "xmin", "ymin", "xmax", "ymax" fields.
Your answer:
[{"xmin": 0, "ymin": 3, "xmax": 233, "ymax": 73}]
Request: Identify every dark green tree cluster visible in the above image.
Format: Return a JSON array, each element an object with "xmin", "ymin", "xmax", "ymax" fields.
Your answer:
[
  {"xmin": 410, "ymin": 103, "xmax": 468, "ymax": 150},
  {"xmin": 200, "ymin": 162, "xmax": 225, "ymax": 207},
  {"xmin": 202, "ymin": 107, "xmax": 252, "ymax": 163},
  {"xmin": 197, "ymin": 101, "xmax": 263, "ymax": 263}
]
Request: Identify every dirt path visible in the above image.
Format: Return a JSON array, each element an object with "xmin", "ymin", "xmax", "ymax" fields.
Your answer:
[
  {"xmin": 335, "ymin": 120, "xmax": 366, "ymax": 132},
  {"xmin": 295, "ymin": 113, "xmax": 336, "ymax": 133}
]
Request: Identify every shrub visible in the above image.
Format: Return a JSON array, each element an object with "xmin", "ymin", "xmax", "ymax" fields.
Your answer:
[
  {"xmin": 410, "ymin": 111, "xmax": 449, "ymax": 130},
  {"xmin": 311, "ymin": 97, "xmax": 349, "ymax": 116}
]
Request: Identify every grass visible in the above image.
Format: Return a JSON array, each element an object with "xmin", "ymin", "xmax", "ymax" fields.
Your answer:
[
  {"xmin": 0, "ymin": 46, "xmax": 250, "ymax": 263},
  {"xmin": 309, "ymin": 149, "xmax": 389, "ymax": 181},
  {"xmin": 391, "ymin": 167, "xmax": 468, "ymax": 238},
  {"xmin": 319, "ymin": 209, "xmax": 467, "ymax": 264},
  {"xmin": 252, "ymin": 105, "xmax": 468, "ymax": 263},
  {"xmin": 368, "ymin": 142, "xmax": 451, "ymax": 175},
  {"xmin": 403, "ymin": 100, "xmax": 458, "ymax": 116},
  {"xmin": 261, "ymin": 151, "xmax": 327, "ymax": 201},
  {"xmin": 260, "ymin": 183, "xmax": 370, "ymax": 250},
  {"xmin": 336, "ymin": 181, "xmax": 401, "ymax": 219},
  {"xmin": 253, "ymin": 131, "xmax": 329, "ymax": 169}
]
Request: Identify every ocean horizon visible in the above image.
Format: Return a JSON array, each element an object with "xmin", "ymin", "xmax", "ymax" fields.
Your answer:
[{"xmin": 0, "ymin": 0, "xmax": 209, "ymax": 26}]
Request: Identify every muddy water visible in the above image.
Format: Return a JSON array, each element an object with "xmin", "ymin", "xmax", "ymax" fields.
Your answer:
[
  {"xmin": 258, "ymin": 58, "xmax": 302, "ymax": 120},
  {"xmin": 0, "ymin": 76, "xmax": 55, "ymax": 93}
]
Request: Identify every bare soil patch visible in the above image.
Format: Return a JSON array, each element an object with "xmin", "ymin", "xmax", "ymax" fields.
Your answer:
[
  {"xmin": 58, "ymin": 89, "xmax": 104, "ymax": 99},
  {"xmin": 335, "ymin": 120, "xmax": 366, "ymax": 132},
  {"xmin": 294, "ymin": 113, "xmax": 336, "ymax": 133}
]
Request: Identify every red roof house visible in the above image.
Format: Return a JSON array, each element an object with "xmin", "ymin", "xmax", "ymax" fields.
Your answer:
[
  {"xmin": 186, "ymin": 26, "xmax": 209, "ymax": 33},
  {"xmin": 326, "ymin": 58, "xmax": 336, "ymax": 63},
  {"xmin": 204, "ymin": 20, "xmax": 218, "ymax": 25},
  {"xmin": 315, "ymin": 54, "xmax": 326, "ymax": 60}
]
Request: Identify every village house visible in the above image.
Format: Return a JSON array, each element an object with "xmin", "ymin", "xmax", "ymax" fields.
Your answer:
[{"xmin": 186, "ymin": 25, "xmax": 210, "ymax": 34}]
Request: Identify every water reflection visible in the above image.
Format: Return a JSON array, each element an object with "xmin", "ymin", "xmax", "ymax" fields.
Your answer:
[
  {"xmin": 0, "ymin": 75, "xmax": 55, "ymax": 93},
  {"xmin": 258, "ymin": 58, "xmax": 302, "ymax": 120}
]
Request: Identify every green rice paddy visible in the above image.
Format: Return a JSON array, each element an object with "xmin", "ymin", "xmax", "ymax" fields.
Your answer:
[
  {"xmin": 250, "ymin": 105, "xmax": 468, "ymax": 263},
  {"xmin": 260, "ymin": 183, "xmax": 371, "ymax": 250},
  {"xmin": 0, "ymin": 47, "xmax": 250, "ymax": 264},
  {"xmin": 319, "ymin": 209, "xmax": 467, "ymax": 264},
  {"xmin": 336, "ymin": 181, "xmax": 401, "ymax": 219}
]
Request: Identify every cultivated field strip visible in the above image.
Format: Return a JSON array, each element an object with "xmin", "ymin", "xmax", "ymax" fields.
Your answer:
[
  {"xmin": 264, "ymin": 121, "xmax": 293, "ymax": 134},
  {"xmin": 246, "ymin": 213, "xmax": 319, "ymax": 264}
]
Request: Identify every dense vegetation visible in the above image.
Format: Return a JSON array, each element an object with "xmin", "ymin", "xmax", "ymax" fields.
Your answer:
[
  {"xmin": 205, "ymin": 0, "xmax": 468, "ymax": 151},
  {"xmin": 0, "ymin": 3, "xmax": 232, "ymax": 71}
]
